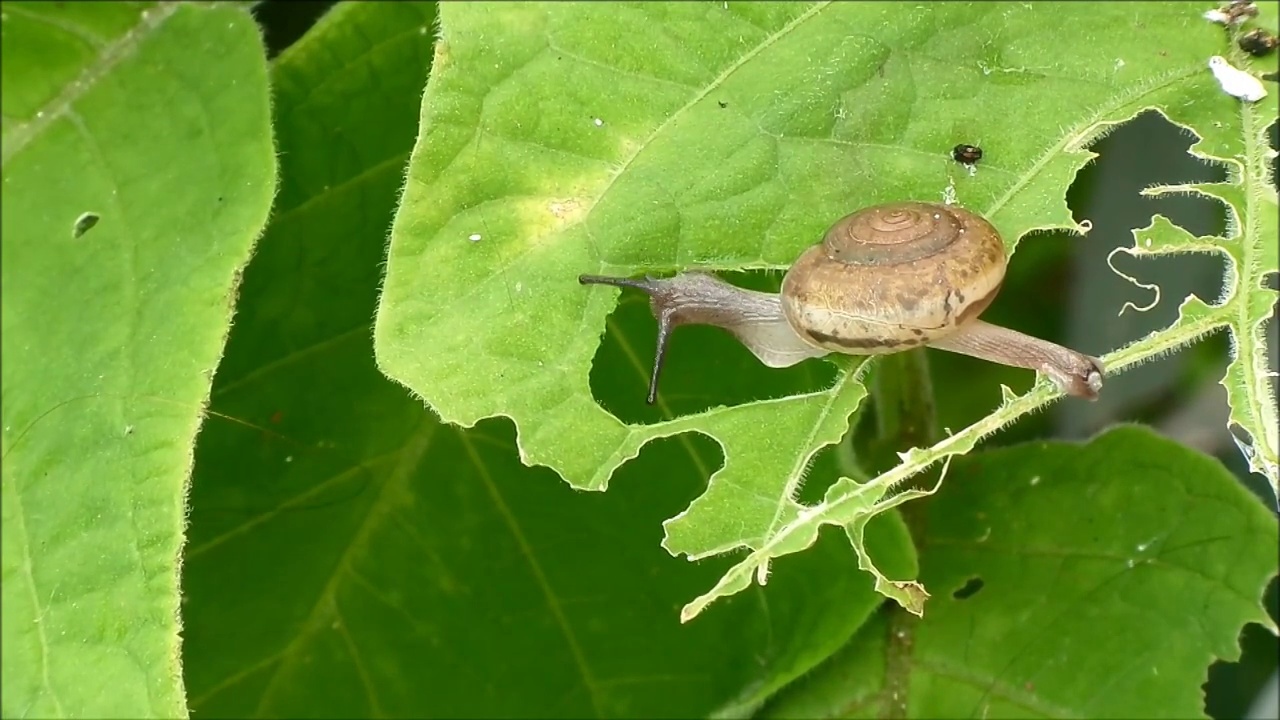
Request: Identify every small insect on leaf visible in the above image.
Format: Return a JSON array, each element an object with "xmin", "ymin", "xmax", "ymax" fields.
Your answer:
[
  {"xmin": 1239, "ymin": 28, "xmax": 1279, "ymax": 57},
  {"xmin": 1203, "ymin": 0, "xmax": 1259, "ymax": 26},
  {"xmin": 73, "ymin": 212, "xmax": 100, "ymax": 239},
  {"xmin": 1208, "ymin": 55, "xmax": 1267, "ymax": 102},
  {"xmin": 951, "ymin": 144, "xmax": 983, "ymax": 166}
]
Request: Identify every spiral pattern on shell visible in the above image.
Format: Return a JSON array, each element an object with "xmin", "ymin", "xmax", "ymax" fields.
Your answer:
[
  {"xmin": 781, "ymin": 202, "xmax": 1007, "ymax": 354},
  {"xmin": 823, "ymin": 203, "xmax": 967, "ymax": 266}
]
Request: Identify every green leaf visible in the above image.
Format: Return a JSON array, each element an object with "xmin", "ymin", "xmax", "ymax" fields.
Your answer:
[
  {"xmin": 761, "ymin": 426, "xmax": 1279, "ymax": 719},
  {"xmin": 0, "ymin": 2, "xmax": 275, "ymax": 717},
  {"xmin": 376, "ymin": 1, "xmax": 1278, "ymax": 619},
  {"xmin": 180, "ymin": 3, "xmax": 913, "ymax": 716}
]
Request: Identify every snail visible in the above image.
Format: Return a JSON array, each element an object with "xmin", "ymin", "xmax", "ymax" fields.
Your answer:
[{"xmin": 580, "ymin": 202, "xmax": 1104, "ymax": 405}]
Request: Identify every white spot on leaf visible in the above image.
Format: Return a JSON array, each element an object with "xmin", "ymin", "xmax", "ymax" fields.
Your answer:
[
  {"xmin": 941, "ymin": 178, "xmax": 957, "ymax": 205},
  {"xmin": 548, "ymin": 198, "xmax": 583, "ymax": 219}
]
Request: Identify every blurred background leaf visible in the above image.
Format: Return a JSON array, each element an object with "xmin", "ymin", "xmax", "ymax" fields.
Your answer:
[
  {"xmin": 762, "ymin": 426, "xmax": 1278, "ymax": 719},
  {"xmin": 0, "ymin": 2, "xmax": 275, "ymax": 716}
]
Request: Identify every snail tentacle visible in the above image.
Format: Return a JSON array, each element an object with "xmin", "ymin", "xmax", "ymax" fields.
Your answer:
[
  {"xmin": 928, "ymin": 319, "xmax": 1105, "ymax": 400},
  {"xmin": 579, "ymin": 272, "xmax": 826, "ymax": 404}
]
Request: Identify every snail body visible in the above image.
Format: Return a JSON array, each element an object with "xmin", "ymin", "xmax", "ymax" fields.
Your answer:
[{"xmin": 580, "ymin": 202, "xmax": 1104, "ymax": 404}]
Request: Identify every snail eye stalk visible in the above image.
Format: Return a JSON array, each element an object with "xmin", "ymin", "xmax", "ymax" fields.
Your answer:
[
  {"xmin": 579, "ymin": 274, "xmax": 672, "ymax": 405},
  {"xmin": 580, "ymin": 271, "xmax": 829, "ymax": 403}
]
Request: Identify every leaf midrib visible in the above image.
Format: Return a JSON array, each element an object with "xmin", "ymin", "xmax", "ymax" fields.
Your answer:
[
  {"xmin": 1231, "ymin": 80, "xmax": 1279, "ymax": 487},
  {"xmin": 0, "ymin": 3, "xmax": 177, "ymax": 165}
]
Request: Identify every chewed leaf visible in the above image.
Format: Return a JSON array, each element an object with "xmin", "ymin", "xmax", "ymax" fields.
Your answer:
[
  {"xmin": 1120, "ymin": 54, "xmax": 1279, "ymax": 496},
  {"xmin": 762, "ymin": 426, "xmax": 1279, "ymax": 719},
  {"xmin": 1126, "ymin": 206, "xmax": 1279, "ymax": 493},
  {"xmin": 376, "ymin": 2, "xmax": 1276, "ymax": 619},
  {"xmin": 843, "ymin": 481, "xmax": 933, "ymax": 617}
]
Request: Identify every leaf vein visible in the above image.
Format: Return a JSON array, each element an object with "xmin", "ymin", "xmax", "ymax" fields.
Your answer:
[
  {"xmin": 460, "ymin": 430, "xmax": 605, "ymax": 717},
  {"xmin": 1, "ymin": 3, "xmax": 177, "ymax": 164}
]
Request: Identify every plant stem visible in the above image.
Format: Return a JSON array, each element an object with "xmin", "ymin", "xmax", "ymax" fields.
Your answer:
[
  {"xmin": 867, "ymin": 349, "xmax": 942, "ymax": 472},
  {"xmin": 867, "ymin": 349, "xmax": 940, "ymax": 713}
]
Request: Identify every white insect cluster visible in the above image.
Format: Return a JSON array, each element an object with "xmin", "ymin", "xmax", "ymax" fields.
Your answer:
[
  {"xmin": 1199, "ymin": 1, "xmax": 1270, "ymax": 102},
  {"xmin": 1208, "ymin": 55, "xmax": 1268, "ymax": 102},
  {"xmin": 1202, "ymin": 0, "xmax": 1258, "ymax": 26},
  {"xmin": 1203, "ymin": 8, "xmax": 1237, "ymax": 24}
]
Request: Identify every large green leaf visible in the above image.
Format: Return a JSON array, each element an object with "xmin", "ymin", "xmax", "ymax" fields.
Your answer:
[
  {"xmin": 180, "ymin": 3, "xmax": 913, "ymax": 716},
  {"xmin": 761, "ymin": 425, "xmax": 1279, "ymax": 719},
  {"xmin": 375, "ymin": 1, "xmax": 1278, "ymax": 619},
  {"xmin": 0, "ymin": 1, "xmax": 275, "ymax": 717}
]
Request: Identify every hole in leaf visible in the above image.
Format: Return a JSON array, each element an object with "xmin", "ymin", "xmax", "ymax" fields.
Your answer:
[
  {"xmin": 586, "ymin": 269, "xmax": 836, "ymax": 425},
  {"xmin": 1205, "ymin": 577, "xmax": 1279, "ymax": 719},
  {"xmin": 1055, "ymin": 109, "xmax": 1240, "ymax": 437},
  {"xmin": 952, "ymin": 576, "xmax": 984, "ymax": 600},
  {"xmin": 793, "ymin": 437, "xmax": 860, "ymax": 505},
  {"xmin": 73, "ymin": 212, "xmax": 99, "ymax": 239}
]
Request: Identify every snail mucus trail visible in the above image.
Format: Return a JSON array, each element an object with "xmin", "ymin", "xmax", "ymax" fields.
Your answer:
[{"xmin": 580, "ymin": 202, "xmax": 1104, "ymax": 405}]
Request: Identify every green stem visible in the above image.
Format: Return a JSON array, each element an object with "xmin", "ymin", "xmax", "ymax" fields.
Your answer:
[{"xmin": 867, "ymin": 349, "xmax": 942, "ymax": 470}]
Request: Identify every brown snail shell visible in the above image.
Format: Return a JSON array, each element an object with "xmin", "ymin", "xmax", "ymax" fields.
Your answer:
[{"xmin": 781, "ymin": 202, "xmax": 1005, "ymax": 354}]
